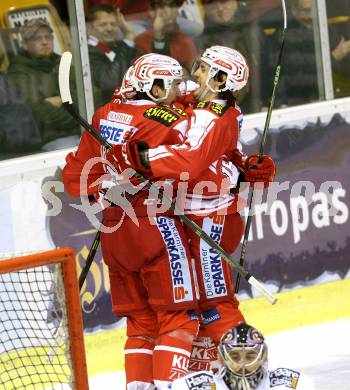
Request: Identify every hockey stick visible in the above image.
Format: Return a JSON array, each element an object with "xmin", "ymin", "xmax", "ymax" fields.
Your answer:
[
  {"xmin": 78, "ymin": 230, "xmax": 100, "ymax": 291},
  {"xmin": 58, "ymin": 52, "xmax": 107, "ymax": 292},
  {"xmin": 59, "ymin": 52, "xmax": 277, "ymax": 304},
  {"xmin": 234, "ymin": 0, "xmax": 287, "ymax": 293}
]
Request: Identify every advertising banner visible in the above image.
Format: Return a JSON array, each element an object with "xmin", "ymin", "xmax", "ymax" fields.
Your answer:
[{"xmin": 235, "ymin": 113, "xmax": 350, "ymax": 292}]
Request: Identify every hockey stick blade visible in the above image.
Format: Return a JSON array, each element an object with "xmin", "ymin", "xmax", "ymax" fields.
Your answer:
[
  {"xmin": 59, "ymin": 51, "xmax": 73, "ymax": 104},
  {"xmin": 59, "ymin": 51, "xmax": 276, "ymax": 304},
  {"xmin": 248, "ymin": 275, "xmax": 276, "ymax": 304},
  {"xmin": 58, "ymin": 52, "xmax": 111, "ymax": 150}
]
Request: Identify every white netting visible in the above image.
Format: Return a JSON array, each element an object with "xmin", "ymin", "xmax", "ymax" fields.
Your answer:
[{"xmin": 0, "ymin": 261, "xmax": 74, "ymax": 390}]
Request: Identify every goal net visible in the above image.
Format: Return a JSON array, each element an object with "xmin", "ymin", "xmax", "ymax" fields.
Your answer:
[{"xmin": 0, "ymin": 248, "xmax": 88, "ymax": 390}]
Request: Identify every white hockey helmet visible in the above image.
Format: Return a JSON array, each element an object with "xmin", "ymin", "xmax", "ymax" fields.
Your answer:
[
  {"xmin": 197, "ymin": 45, "xmax": 249, "ymax": 93},
  {"xmin": 218, "ymin": 323, "xmax": 268, "ymax": 390},
  {"xmin": 129, "ymin": 53, "xmax": 184, "ymax": 102}
]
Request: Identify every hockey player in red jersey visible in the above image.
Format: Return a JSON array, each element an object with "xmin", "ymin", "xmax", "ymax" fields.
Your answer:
[
  {"xmin": 62, "ymin": 54, "xmax": 201, "ymax": 390},
  {"xmin": 107, "ymin": 45, "xmax": 276, "ymax": 372}
]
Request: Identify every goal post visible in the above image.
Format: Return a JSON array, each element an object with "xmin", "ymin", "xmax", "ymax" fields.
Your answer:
[{"xmin": 0, "ymin": 247, "xmax": 89, "ymax": 390}]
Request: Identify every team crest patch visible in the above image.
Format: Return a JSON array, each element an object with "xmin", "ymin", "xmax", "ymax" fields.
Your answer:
[
  {"xmin": 270, "ymin": 368, "xmax": 300, "ymax": 388},
  {"xmin": 143, "ymin": 106, "xmax": 180, "ymax": 126}
]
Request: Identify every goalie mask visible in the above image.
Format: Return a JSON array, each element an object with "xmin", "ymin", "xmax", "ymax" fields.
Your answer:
[
  {"xmin": 218, "ymin": 323, "xmax": 268, "ymax": 390},
  {"xmin": 192, "ymin": 45, "xmax": 249, "ymax": 94},
  {"xmin": 129, "ymin": 53, "xmax": 184, "ymax": 102}
]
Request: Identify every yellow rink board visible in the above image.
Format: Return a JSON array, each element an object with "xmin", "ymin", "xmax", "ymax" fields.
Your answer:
[{"xmin": 84, "ymin": 278, "xmax": 350, "ymax": 376}]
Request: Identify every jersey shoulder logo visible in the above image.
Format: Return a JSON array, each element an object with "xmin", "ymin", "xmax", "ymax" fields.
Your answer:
[
  {"xmin": 195, "ymin": 101, "xmax": 228, "ymax": 116},
  {"xmin": 143, "ymin": 106, "xmax": 180, "ymax": 127},
  {"xmin": 209, "ymin": 102, "xmax": 228, "ymax": 116},
  {"xmin": 195, "ymin": 101, "xmax": 210, "ymax": 109},
  {"xmin": 270, "ymin": 368, "xmax": 300, "ymax": 388},
  {"xmin": 170, "ymin": 105, "xmax": 187, "ymax": 117}
]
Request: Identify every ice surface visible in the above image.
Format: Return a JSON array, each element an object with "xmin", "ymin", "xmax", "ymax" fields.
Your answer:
[{"xmin": 88, "ymin": 318, "xmax": 350, "ymax": 390}]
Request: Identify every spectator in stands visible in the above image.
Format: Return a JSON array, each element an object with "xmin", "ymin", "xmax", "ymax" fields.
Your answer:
[
  {"xmin": 0, "ymin": 34, "xmax": 40, "ymax": 158},
  {"xmin": 0, "ymin": 71, "xmax": 41, "ymax": 157},
  {"xmin": 87, "ymin": 0, "xmax": 152, "ymax": 37},
  {"xmin": 326, "ymin": 1, "xmax": 350, "ymax": 98},
  {"xmin": 135, "ymin": 0, "xmax": 196, "ymax": 72},
  {"xmin": 261, "ymin": 0, "xmax": 319, "ymax": 108},
  {"xmin": 87, "ymin": 4, "xmax": 140, "ymax": 103},
  {"xmin": 177, "ymin": 0, "xmax": 205, "ymax": 37},
  {"xmin": 7, "ymin": 18, "xmax": 81, "ymax": 151},
  {"xmin": 246, "ymin": 0, "xmax": 281, "ymax": 21},
  {"xmin": 86, "ymin": 0, "xmax": 204, "ymax": 38},
  {"xmin": 196, "ymin": 0, "xmax": 253, "ymax": 112},
  {"xmin": 197, "ymin": 0, "xmax": 244, "ymax": 51}
]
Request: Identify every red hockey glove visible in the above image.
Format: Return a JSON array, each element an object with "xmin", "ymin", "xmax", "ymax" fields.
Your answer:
[
  {"xmin": 231, "ymin": 150, "xmax": 276, "ymax": 188},
  {"xmin": 106, "ymin": 140, "xmax": 150, "ymax": 176},
  {"xmin": 244, "ymin": 154, "xmax": 276, "ymax": 187}
]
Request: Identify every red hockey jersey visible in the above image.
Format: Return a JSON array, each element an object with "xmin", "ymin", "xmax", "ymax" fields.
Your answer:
[
  {"xmin": 148, "ymin": 100, "xmax": 245, "ymax": 215},
  {"xmin": 62, "ymin": 99, "xmax": 187, "ymax": 197}
]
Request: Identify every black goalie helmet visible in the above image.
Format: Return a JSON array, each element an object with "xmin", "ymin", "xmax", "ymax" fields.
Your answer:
[{"xmin": 217, "ymin": 323, "xmax": 268, "ymax": 390}]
